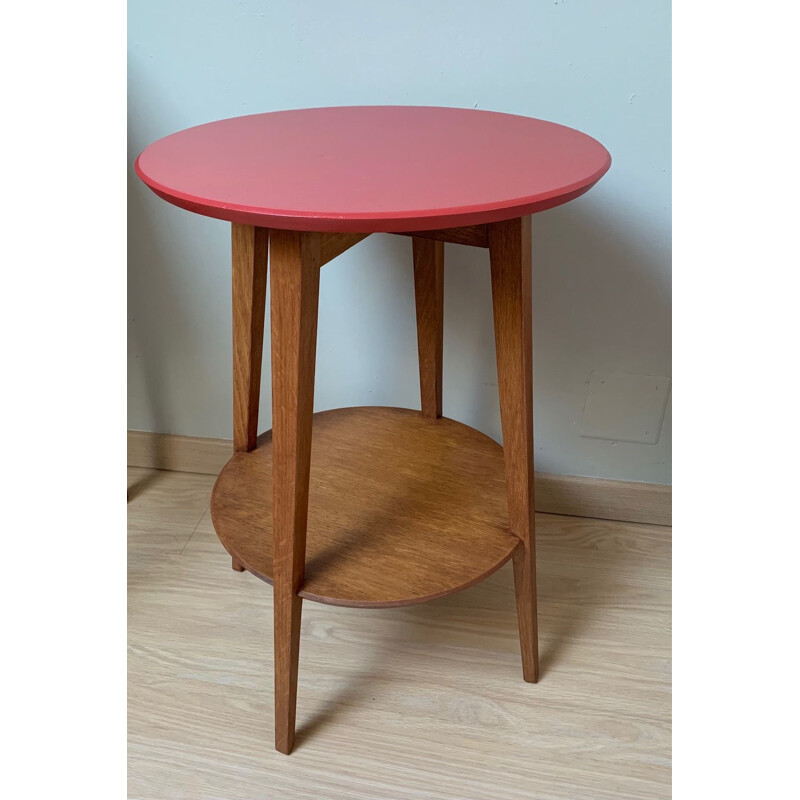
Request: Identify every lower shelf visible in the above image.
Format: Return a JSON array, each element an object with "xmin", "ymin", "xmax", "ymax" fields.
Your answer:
[{"xmin": 210, "ymin": 406, "xmax": 519, "ymax": 608}]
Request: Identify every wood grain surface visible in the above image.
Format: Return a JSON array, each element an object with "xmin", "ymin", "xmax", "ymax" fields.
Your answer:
[
  {"xmin": 268, "ymin": 228, "xmax": 323, "ymax": 754},
  {"xmin": 128, "ymin": 429, "xmax": 672, "ymax": 525},
  {"xmin": 412, "ymin": 237, "xmax": 444, "ymax": 418},
  {"xmin": 211, "ymin": 407, "xmax": 520, "ymax": 608},
  {"xmin": 319, "ymin": 232, "xmax": 370, "ymax": 266},
  {"xmin": 399, "ymin": 225, "xmax": 489, "ymax": 247},
  {"xmin": 129, "ymin": 467, "xmax": 671, "ymax": 800},
  {"xmin": 489, "ymin": 216, "xmax": 539, "ymax": 683},
  {"xmin": 231, "ymin": 224, "xmax": 269, "ymax": 453}
]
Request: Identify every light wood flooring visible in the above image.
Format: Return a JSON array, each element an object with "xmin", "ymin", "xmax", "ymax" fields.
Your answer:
[{"xmin": 128, "ymin": 467, "xmax": 671, "ymax": 800}]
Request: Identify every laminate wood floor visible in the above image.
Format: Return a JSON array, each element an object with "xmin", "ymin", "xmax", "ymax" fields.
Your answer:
[{"xmin": 128, "ymin": 467, "xmax": 671, "ymax": 800}]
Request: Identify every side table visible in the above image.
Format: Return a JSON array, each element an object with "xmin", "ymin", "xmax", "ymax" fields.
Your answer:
[{"xmin": 135, "ymin": 106, "xmax": 611, "ymax": 754}]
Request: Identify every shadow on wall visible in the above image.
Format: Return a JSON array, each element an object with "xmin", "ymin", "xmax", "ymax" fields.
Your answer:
[
  {"xmin": 534, "ymin": 200, "xmax": 671, "ymax": 368},
  {"xmin": 128, "ymin": 134, "xmax": 206, "ymax": 443},
  {"xmin": 128, "ymin": 65, "xmax": 234, "ymax": 441},
  {"xmin": 441, "ymin": 197, "xmax": 670, "ymax": 479},
  {"xmin": 128, "ymin": 120, "xmax": 172, "ymax": 442}
]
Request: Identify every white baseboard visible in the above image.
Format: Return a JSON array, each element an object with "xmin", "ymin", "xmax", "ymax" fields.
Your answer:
[{"xmin": 128, "ymin": 430, "xmax": 670, "ymax": 526}]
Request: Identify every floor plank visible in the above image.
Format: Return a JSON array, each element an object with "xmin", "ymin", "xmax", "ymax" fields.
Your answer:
[{"xmin": 129, "ymin": 468, "xmax": 671, "ymax": 799}]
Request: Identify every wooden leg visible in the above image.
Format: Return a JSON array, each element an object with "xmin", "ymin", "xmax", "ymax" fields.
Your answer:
[
  {"xmin": 488, "ymin": 216, "xmax": 539, "ymax": 683},
  {"xmin": 232, "ymin": 224, "xmax": 269, "ymax": 453},
  {"xmin": 231, "ymin": 556, "xmax": 245, "ymax": 572},
  {"xmin": 269, "ymin": 229, "xmax": 322, "ymax": 754},
  {"xmin": 412, "ymin": 237, "xmax": 444, "ymax": 419}
]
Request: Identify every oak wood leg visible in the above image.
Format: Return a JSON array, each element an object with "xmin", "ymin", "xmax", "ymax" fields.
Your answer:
[
  {"xmin": 269, "ymin": 229, "xmax": 322, "ymax": 754},
  {"xmin": 412, "ymin": 237, "xmax": 444, "ymax": 419},
  {"xmin": 232, "ymin": 224, "xmax": 269, "ymax": 453},
  {"xmin": 489, "ymin": 216, "xmax": 539, "ymax": 683},
  {"xmin": 231, "ymin": 556, "xmax": 245, "ymax": 572}
]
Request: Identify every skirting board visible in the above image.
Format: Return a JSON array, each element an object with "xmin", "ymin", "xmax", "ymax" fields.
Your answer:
[{"xmin": 128, "ymin": 430, "xmax": 671, "ymax": 527}]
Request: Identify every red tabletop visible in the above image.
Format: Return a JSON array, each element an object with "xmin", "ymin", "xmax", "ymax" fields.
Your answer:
[{"xmin": 135, "ymin": 106, "xmax": 610, "ymax": 233}]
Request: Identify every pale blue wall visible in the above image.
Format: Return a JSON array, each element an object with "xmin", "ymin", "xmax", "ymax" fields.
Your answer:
[{"xmin": 128, "ymin": 0, "xmax": 671, "ymax": 483}]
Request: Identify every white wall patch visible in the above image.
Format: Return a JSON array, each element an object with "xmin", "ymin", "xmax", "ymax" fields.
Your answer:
[{"xmin": 580, "ymin": 371, "xmax": 671, "ymax": 444}]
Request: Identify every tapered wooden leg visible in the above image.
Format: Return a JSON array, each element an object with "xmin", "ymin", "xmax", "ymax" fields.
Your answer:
[
  {"xmin": 412, "ymin": 237, "xmax": 444, "ymax": 419},
  {"xmin": 232, "ymin": 224, "xmax": 269, "ymax": 453},
  {"xmin": 488, "ymin": 216, "xmax": 539, "ymax": 683},
  {"xmin": 269, "ymin": 229, "xmax": 322, "ymax": 754}
]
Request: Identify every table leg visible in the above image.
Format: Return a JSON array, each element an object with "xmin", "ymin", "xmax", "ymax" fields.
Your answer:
[
  {"xmin": 269, "ymin": 229, "xmax": 322, "ymax": 754},
  {"xmin": 412, "ymin": 237, "xmax": 444, "ymax": 419},
  {"xmin": 488, "ymin": 216, "xmax": 539, "ymax": 683},
  {"xmin": 231, "ymin": 224, "xmax": 269, "ymax": 453},
  {"xmin": 231, "ymin": 224, "xmax": 268, "ymax": 579}
]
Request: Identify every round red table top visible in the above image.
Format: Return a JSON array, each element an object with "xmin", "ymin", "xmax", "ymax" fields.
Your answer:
[{"xmin": 135, "ymin": 106, "xmax": 610, "ymax": 233}]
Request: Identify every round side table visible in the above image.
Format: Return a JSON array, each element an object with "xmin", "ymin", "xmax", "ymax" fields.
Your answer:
[{"xmin": 135, "ymin": 106, "xmax": 611, "ymax": 754}]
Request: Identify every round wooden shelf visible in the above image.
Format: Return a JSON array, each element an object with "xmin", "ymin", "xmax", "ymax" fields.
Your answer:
[{"xmin": 210, "ymin": 406, "xmax": 519, "ymax": 608}]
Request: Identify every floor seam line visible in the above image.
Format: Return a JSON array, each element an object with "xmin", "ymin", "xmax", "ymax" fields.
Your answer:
[{"xmin": 179, "ymin": 504, "xmax": 210, "ymax": 555}]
